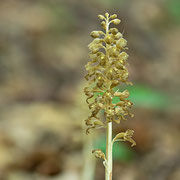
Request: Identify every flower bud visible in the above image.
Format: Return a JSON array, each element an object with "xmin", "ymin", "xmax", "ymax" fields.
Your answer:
[
  {"xmin": 110, "ymin": 80, "xmax": 119, "ymax": 89},
  {"xmin": 101, "ymin": 21, "xmax": 106, "ymax": 29},
  {"xmin": 122, "ymin": 90, "xmax": 129, "ymax": 100},
  {"xmin": 127, "ymin": 101, "xmax": 132, "ymax": 106},
  {"xmin": 99, "ymin": 54, "xmax": 106, "ymax": 66},
  {"xmin": 115, "ymin": 107, "xmax": 124, "ymax": 114},
  {"xmin": 110, "ymin": 14, "xmax": 117, "ymax": 19},
  {"xmin": 105, "ymin": 34, "xmax": 113, "ymax": 44},
  {"xmin": 115, "ymin": 32, "xmax": 123, "ymax": 39},
  {"xmin": 121, "ymin": 71, "xmax": 128, "ymax": 79},
  {"xmin": 97, "ymin": 76, "xmax": 102, "ymax": 80},
  {"xmin": 92, "ymin": 38, "xmax": 101, "ymax": 44},
  {"xmin": 106, "ymin": 108, "xmax": 115, "ymax": 116},
  {"xmin": 91, "ymin": 47, "xmax": 99, "ymax": 54},
  {"xmin": 90, "ymin": 31, "xmax": 100, "ymax": 38},
  {"xmin": 116, "ymin": 38, "xmax": 127, "ymax": 49},
  {"xmin": 97, "ymin": 80, "xmax": 103, "ymax": 88},
  {"xmin": 119, "ymin": 52, "xmax": 129, "ymax": 61},
  {"xmin": 109, "ymin": 28, "xmax": 118, "ymax": 35},
  {"xmin": 100, "ymin": 55, "xmax": 105, "ymax": 60},
  {"xmin": 98, "ymin": 15, "xmax": 104, "ymax": 20},
  {"xmin": 109, "ymin": 47, "xmax": 119, "ymax": 57},
  {"xmin": 106, "ymin": 68, "xmax": 114, "ymax": 79},
  {"xmin": 98, "ymin": 103, "xmax": 104, "ymax": 108},
  {"xmin": 112, "ymin": 19, "xmax": 121, "ymax": 25},
  {"xmin": 105, "ymin": 12, "xmax": 109, "ymax": 17},
  {"xmin": 115, "ymin": 62, "xmax": 124, "ymax": 70},
  {"xmin": 114, "ymin": 90, "xmax": 129, "ymax": 100}
]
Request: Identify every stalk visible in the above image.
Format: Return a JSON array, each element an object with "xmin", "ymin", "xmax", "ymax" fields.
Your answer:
[
  {"xmin": 105, "ymin": 122, "xmax": 112, "ymax": 180},
  {"xmin": 105, "ymin": 16, "xmax": 113, "ymax": 180}
]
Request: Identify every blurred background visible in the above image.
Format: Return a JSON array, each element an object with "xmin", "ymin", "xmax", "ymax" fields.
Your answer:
[{"xmin": 0, "ymin": 0, "xmax": 180, "ymax": 180}]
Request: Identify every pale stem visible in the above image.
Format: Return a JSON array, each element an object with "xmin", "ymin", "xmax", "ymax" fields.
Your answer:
[
  {"xmin": 105, "ymin": 15, "xmax": 113, "ymax": 180},
  {"xmin": 105, "ymin": 122, "xmax": 113, "ymax": 180}
]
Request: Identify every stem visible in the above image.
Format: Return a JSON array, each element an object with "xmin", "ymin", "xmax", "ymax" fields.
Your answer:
[
  {"xmin": 105, "ymin": 122, "xmax": 113, "ymax": 180},
  {"xmin": 105, "ymin": 14, "xmax": 113, "ymax": 180}
]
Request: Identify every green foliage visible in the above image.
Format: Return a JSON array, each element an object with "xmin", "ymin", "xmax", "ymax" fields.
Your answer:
[
  {"xmin": 113, "ymin": 142, "xmax": 136, "ymax": 162},
  {"xmin": 166, "ymin": 0, "xmax": 180, "ymax": 23},
  {"xmin": 125, "ymin": 84, "xmax": 168, "ymax": 109}
]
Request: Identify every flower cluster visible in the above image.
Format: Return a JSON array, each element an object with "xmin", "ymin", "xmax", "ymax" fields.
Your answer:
[{"xmin": 84, "ymin": 12, "xmax": 135, "ymax": 147}]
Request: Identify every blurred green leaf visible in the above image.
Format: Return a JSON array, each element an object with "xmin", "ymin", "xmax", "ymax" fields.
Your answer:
[
  {"xmin": 166, "ymin": 0, "xmax": 180, "ymax": 23},
  {"xmin": 113, "ymin": 142, "xmax": 135, "ymax": 162},
  {"xmin": 124, "ymin": 84, "xmax": 169, "ymax": 109}
]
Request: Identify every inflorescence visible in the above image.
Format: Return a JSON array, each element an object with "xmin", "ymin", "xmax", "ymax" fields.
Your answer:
[{"xmin": 84, "ymin": 12, "xmax": 136, "ymax": 153}]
